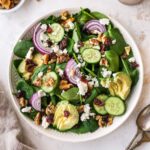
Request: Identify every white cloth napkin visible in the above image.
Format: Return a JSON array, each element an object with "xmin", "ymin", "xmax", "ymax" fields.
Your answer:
[{"xmin": 0, "ymin": 89, "xmax": 34, "ymax": 150}]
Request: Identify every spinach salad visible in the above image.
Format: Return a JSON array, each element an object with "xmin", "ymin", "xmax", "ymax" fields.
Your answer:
[{"xmin": 13, "ymin": 8, "xmax": 139, "ymax": 133}]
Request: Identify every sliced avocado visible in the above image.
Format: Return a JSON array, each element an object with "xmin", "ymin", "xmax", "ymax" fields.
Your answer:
[
  {"xmin": 108, "ymin": 72, "xmax": 132, "ymax": 100},
  {"xmin": 53, "ymin": 101, "xmax": 79, "ymax": 131},
  {"xmin": 61, "ymin": 87, "xmax": 80, "ymax": 101},
  {"xmin": 33, "ymin": 53, "xmax": 43, "ymax": 66},
  {"xmin": 18, "ymin": 59, "xmax": 32, "ymax": 80}
]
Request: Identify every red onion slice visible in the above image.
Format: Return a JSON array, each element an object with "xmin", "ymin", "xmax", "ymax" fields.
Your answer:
[
  {"xmin": 33, "ymin": 24, "xmax": 52, "ymax": 54},
  {"xmin": 65, "ymin": 59, "xmax": 82, "ymax": 85},
  {"xmin": 83, "ymin": 20, "xmax": 106, "ymax": 33},
  {"xmin": 29, "ymin": 92, "xmax": 41, "ymax": 111}
]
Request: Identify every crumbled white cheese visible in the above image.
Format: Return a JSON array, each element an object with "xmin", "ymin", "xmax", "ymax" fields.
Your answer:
[
  {"xmin": 112, "ymin": 39, "xmax": 116, "ymax": 44},
  {"xmin": 21, "ymin": 106, "xmax": 31, "ymax": 113},
  {"xmin": 73, "ymin": 42, "xmax": 79, "ymax": 53},
  {"xmin": 112, "ymin": 73, "xmax": 117, "ymax": 78},
  {"xmin": 77, "ymin": 63, "xmax": 82, "ymax": 68},
  {"xmin": 99, "ymin": 18, "xmax": 110, "ymax": 25},
  {"xmin": 52, "ymin": 44, "xmax": 59, "ymax": 53},
  {"xmin": 43, "ymin": 42, "xmax": 49, "ymax": 48},
  {"xmin": 38, "ymin": 72, "xmax": 44, "ymax": 78},
  {"xmin": 40, "ymin": 24, "xmax": 47, "ymax": 31},
  {"xmin": 92, "ymin": 77, "xmax": 99, "ymax": 87},
  {"xmin": 80, "ymin": 104, "xmax": 95, "ymax": 121},
  {"xmin": 57, "ymin": 68, "xmax": 64, "ymax": 77},
  {"xmin": 41, "ymin": 116, "xmax": 49, "ymax": 129},
  {"xmin": 67, "ymin": 21, "xmax": 75, "ymax": 30},
  {"xmin": 128, "ymin": 57, "xmax": 135, "ymax": 63},
  {"xmin": 25, "ymin": 47, "xmax": 34, "ymax": 59},
  {"xmin": 40, "ymin": 32, "xmax": 49, "ymax": 42},
  {"xmin": 63, "ymin": 48, "xmax": 68, "ymax": 54},
  {"xmin": 77, "ymin": 79, "xmax": 88, "ymax": 96},
  {"xmin": 86, "ymin": 75, "xmax": 92, "ymax": 81},
  {"xmin": 77, "ymin": 54, "xmax": 83, "ymax": 62},
  {"xmin": 37, "ymin": 90, "xmax": 46, "ymax": 97},
  {"xmin": 101, "ymin": 68, "xmax": 112, "ymax": 78}
]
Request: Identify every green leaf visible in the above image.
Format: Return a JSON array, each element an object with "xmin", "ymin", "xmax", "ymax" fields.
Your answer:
[
  {"xmin": 14, "ymin": 39, "xmax": 34, "ymax": 58},
  {"xmin": 67, "ymin": 38, "xmax": 74, "ymax": 55},
  {"xmin": 72, "ymin": 23, "xmax": 81, "ymax": 42},
  {"xmin": 61, "ymin": 87, "xmax": 80, "ymax": 101},
  {"xmin": 105, "ymin": 50, "xmax": 119, "ymax": 72},
  {"xmin": 108, "ymin": 28, "xmax": 126, "ymax": 55},
  {"xmin": 41, "ymin": 15, "xmax": 60, "ymax": 24},
  {"xmin": 131, "ymin": 69, "xmax": 139, "ymax": 86},
  {"xmin": 70, "ymin": 119, "xmax": 98, "ymax": 134},
  {"xmin": 91, "ymin": 11, "xmax": 108, "ymax": 19},
  {"xmin": 16, "ymin": 79, "xmax": 34, "ymax": 100}
]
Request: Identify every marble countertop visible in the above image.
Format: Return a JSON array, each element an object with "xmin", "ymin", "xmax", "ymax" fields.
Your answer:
[{"xmin": 0, "ymin": 0, "xmax": 150, "ymax": 149}]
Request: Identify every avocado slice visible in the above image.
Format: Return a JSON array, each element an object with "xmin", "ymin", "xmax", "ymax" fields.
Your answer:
[
  {"xmin": 109, "ymin": 72, "xmax": 132, "ymax": 100},
  {"xmin": 53, "ymin": 101, "xmax": 79, "ymax": 131}
]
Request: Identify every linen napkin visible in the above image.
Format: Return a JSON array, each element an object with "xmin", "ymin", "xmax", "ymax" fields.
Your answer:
[{"xmin": 0, "ymin": 86, "xmax": 34, "ymax": 150}]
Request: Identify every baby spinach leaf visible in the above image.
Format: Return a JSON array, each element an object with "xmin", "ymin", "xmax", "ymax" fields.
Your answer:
[
  {"xmin": 14, "ymin": 39, "xmax": 33, "ymax": 58},
  {"xmin": 91, "ymin": 11, "xmax": 108, "ymax": 19},
  {"xmin": 41, "ymin": 15, "xmax": 60, "ymax": 24},
  {"xmin": 67, "ymin": 38, "xmax": 74, "ymax": 55},
  {"xmin": 108, "ymin": 28, "xmax": 126, "ymax": 55},
  {"xmin": 131, "ymin": 69, "xmax": 139, "ymax": 86},
  {"xmin": 16, "ymin": 79, "xmax": 34, "ymax": 100},
  {"xmin": 105, "ymin": 50, "xmax": 119, "ymax": 72},
  {"xmin": 70, "ymin": 119, "xmax": 98, "ymax": 134},
  {"xmin": 72, "ymin": 22, "xmax": 81, "ymax": 42}
]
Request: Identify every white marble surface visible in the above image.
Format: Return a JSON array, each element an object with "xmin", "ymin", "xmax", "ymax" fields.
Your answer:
[{"xmin": 0, "ymin": 0, "xmax": 150, "ymax": 149}]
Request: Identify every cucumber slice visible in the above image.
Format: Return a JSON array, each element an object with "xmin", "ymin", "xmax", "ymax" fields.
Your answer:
[
  {"xmin": 93, "ymin": 94, "xmax": 108, "ymax": 115},
  {"xmin": 105, "ymin": 97, "xmax": 125, "ymax": 116},
  {"xmin": 48, "ymin": 23, "xmax": 64, "ymax": 43},
  {"xmin": 82, "ymin": 48, "xmax": 101, "ymax": 64},
  {"xmin": 42, "ymin": 72, "xmax": 58, "ymax": 93}
]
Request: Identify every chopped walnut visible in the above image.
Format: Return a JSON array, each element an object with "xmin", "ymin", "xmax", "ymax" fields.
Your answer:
[
  {"xmin": 45, "ymin": 103, "xmax": 55, "ymax": 115},
  {"xmin": 59, "ymin": 80, "xmax": 73, "ymax": 90},
  {"xmin": 89, "ymin": 38, "xmax": 99, "ymax": 46},
  {"xmin": 100, "ymin": 58, "xmax": 109, "ymax": 67},
  {"xmin": 34, "ymin": 112, "xmax": 41, "ymax": 125},
  {"xmin": 57, "ymin": 54, "xmax": 70, "ymax": 64},
  {"xmin": 43, "ymin": 54, "xmax": 50, "ymax": 65},
  {"xmin": 45, "ymin": 77, "xmax": 55, "ymax": 87},
  {"xmin": 77, "ymin": 105, "xmax": 84, "ymax": 113},
  {"xmin": 19, "ymin": 97, "xmax": 27, "ymax": 107},
  {"xmin": 61, "ymin": 11, "xmax": 70, "ymax": 20},
  {"xmin": 96, "ymin": 115, "xmax": 113, "ymax": 127},
  {"xmin": 33, "ymin": 78, "xmax": 42, "ymax": 87}
]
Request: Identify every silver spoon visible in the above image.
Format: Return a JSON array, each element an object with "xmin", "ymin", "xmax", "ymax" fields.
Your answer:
[{"xmin": 126, "ymin": 104, "xmax": 150, "ymax": 150}]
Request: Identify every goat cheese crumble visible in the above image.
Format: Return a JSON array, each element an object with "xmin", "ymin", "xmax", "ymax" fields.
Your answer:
[
  {"xmin": 38, "ymin": 72, "xmax": 44, "ymax": 78},
  {"xmin": 128, "ymin": 57, "xmax": 135, "ymax": 63},
  {"xmin": 77, "ymin": 79, "xmax": 88, "ymax": 96},
  {"xmin": 25, "ymin": 47, "xmax": 34, "ymax": 59},
  {"xmin": 73, "ymin": 42, "xmax": 79, "ymax": 53},
  {"xmin": 40, "ymin": 24, "xmax": 47, "ymax": 31},
  {"xmin": 41, "ymin": 116, "xmax": 49, "ymax": 129},
  {"xmin": 99, "ymin": 18, "xmax": 110, "ymax": 25},
  {"xmin": 101, "ymin": 68, "xmax": 112, "ymax": 78},
  {"xmin": 57, "ymin": 68, "xmax": 64, "ymax": 77},
  {"xmin": 80, "ymin": 104, "xmax": 95, "ymax": 121},
  {"xmin": 21, "ymin": 106, "xmax": 31, "ymax": 113}
]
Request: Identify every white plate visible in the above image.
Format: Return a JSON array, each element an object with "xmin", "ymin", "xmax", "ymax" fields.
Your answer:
[
  {"xmin": 8, "ymin": 8, "xmax": 144, "ymax": 142},
  {"xmin": 0, "ymin": 0, "xmax": 25, "ymax": 14}
]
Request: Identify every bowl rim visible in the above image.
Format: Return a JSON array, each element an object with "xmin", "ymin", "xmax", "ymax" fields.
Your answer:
[
  {"xmin": 8, "ymin": 8, "xmax": 144, "ymax": 142},
  {"xmin": 0, "ymin": 0, "xmax": 25, "ymax": 14}
]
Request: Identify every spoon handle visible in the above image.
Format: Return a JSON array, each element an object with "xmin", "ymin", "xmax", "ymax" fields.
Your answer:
[{"xmin": 126, "ymin": 129, "xmax": 143, "ymax": 150}]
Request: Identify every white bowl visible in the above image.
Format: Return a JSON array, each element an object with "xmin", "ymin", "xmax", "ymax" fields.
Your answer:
[
  {"xmin": 0, "ymin": 0, "xmax": 25, "ymax": 14},
  {"xmin": 8, "ymin": 8, "xmax": 144, "ymax": 142}
]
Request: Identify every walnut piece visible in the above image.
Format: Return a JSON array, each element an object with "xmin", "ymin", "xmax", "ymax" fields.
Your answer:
[
  {"xmin": 33, "ymin": 78, "xmax": 42, "ymax": 87},
  {"xmin": 43, "ymin": 54, "xmax": 50, "ymax": 65},
  {"xmin": 34, "ymin": 112, "xmax": 41, "ymax": 125},
  {"xmin": 57, "ymin": 54, "xmax": 70, "ymax": 64},
  {"xmin": 19, "ymin": 97, "xmax": 27, "ymax": 107},
  {"xmin": 45, "ymin": 77, "xmax": 55, "ymax": 87},
  {"xmin": 61, "ymin": 11, "xmax": 70, "ymax": 20},
  {"xmin": 96, "ymin": 115, "xmax": 113, "ymax": 127},
  {"xmin": 45, "ymin": 103, "xmax": 55, "ymax": 115},
  {"xmin": 59, "ymin": 80, "xmax": 73, "ymax": 90}
]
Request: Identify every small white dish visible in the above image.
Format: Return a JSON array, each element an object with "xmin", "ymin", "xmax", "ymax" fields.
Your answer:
[
  {"xmin": 8, "ymin": 8, "xmax": 144, "ymax": 142},
  {"xmin": 0, "ymin": 0, "xmax": 25, "ymax": 14}
]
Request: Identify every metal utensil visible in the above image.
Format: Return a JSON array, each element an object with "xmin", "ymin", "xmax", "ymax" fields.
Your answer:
[
  {"xmin": 119, "ymin": 0, "xmax": 143, "ymax": 5},
  {"xmin": 126, "ymin": 104, "xmax": 150, "ymax": 150}
]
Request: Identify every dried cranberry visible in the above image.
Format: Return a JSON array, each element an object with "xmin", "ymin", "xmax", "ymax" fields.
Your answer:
[
  {"xmin": 59, "ymin": 38, "xmax": 68, "ymax": 50},
  {"xmin": 131, "ymin": 62, "xmax": 139, "ymax": 68},
  {"xmin": 104, "ymin": 38, "xmax": 112, "ymax": 46},
  {"xmin": 84, "ymin": 92, "xmax": 91, "ymax": 99},
  {"xmin": 100, "ymin": 44, "xmax": 106, "ymax": 54},
  {"xmin": 64, "ymin": 110, "xmax": 70, "ymax": 118},
  {"xmin": 94, "ymin": 99, "xmax": 104, "ymax": 106},
  {"xmin": 16, "ymin": 90, "xmax": 25, "ymax": 98},
  {"xmin": 50, "ymin": 52, "xmax": 57, "ymax": 59},
  {"xmin": 47, "ymin": 40, "xmax": 53, "ymax": 47},
  {"xmin": 25, "ymin": 59, "xmax": 37, "ymax": 72},
  {"xmin": 47, "ymin": 26, "xmax": 53, "ymax": 33},
  {"xmin": 121, "ymin": 52, "xmax": 128, "ymax": 59},
  {"xmin": 102, "ymin": 115, "xmax": 109, "ymax": 123},
  {"xmin": 80, "ymin": 76, "xmax": 88, "ymax": 84},
  {"xmin": 46, "ymin": 114, "xmax": 54, "ymax": 124}
]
